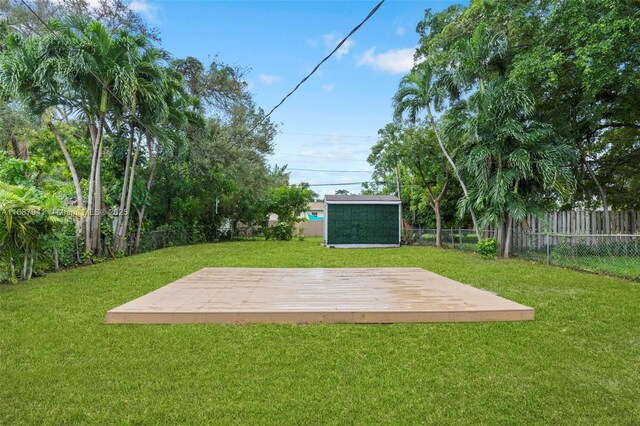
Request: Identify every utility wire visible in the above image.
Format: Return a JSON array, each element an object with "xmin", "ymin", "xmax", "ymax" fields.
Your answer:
[
  {"xmin": 19, "ymin": 0, "xmax": 159, "ymax": 143},
  {"xmin": 288, "ymin": 168, "xmax": 372, "ymax": 173},
  {"xmin": 22, "ymin": 0, "xmax": 383, "ymax": 160},
  {"xmin": 242, "ymin": 0, "xmax": 385, "ymax": 137},
  {"xmin": 306, "ymin": 181, "xmax": 382, "ymax": 187},
  {"xmin": 272, "ymin": 153, "xmax": 370, "ymax": 162},
  {"xmin": 280, "ymin": 132, "xmax": 376, "ymax": 139}
]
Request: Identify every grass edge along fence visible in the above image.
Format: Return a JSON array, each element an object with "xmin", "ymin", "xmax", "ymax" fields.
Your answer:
[{"xmin": 404, "ymin": 228, "xmax": 640, "ymax": 281}]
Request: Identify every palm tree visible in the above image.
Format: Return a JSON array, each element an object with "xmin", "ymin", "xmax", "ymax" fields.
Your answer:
[
  {"xmin": 447, "ymin": 78, "xmax": 575, "ymax": 257},
  {"xmin": 439, "ymin": 23, "xmax": 576, "ymax": 257},
  {"xmin": 2, "ymin": 18, "xmax": 146, "ymax": 256},
  {"xmin": 393, "ymin": 64, "xmax": 481, "ymax": 240},
  {"xmin": 450, "ymin": 23, "xmax": 507, "ymax": 96},
  {"xmin": 132, "ymin": 68, "xmax": 198, "ymax": 252},
  {"xmin": 41, "ymin": 18, "xmax": 143, "ymax": 255},
  {"xmin": 112, "ymin": 44, "xmax": 171, "ymax": 252},
  {"xmin": 0, "ymin": 33, "xmax": 84, "ymax": 213}
]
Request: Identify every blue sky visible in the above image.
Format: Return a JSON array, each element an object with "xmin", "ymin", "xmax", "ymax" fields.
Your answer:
[{"xmin": 130, "ymin": 0, "xmax": 462, "ymax": 196}]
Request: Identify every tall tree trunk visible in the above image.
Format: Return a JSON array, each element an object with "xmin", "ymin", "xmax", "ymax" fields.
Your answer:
[
  {"xmin": 86, "ymin": 90, "xmax": 109, "ymax": 255},
  {"xmin": 9, "ymin": 132, "xmax": 29, "ymax": 160},
  {"xmin": 53, "ymin": 247, "xmax": 59, "ymax": 272},
  {"xmin": 9, "ymin": 257, "xmax": 15, "ymax": 281},
  {"xmin": 134, "ymin": 138, "xmax": 159, "ymax": 253},
  {"xmin": 496, "ymin": 218, "xmax": 504, "ymax": 253},
  {"xmin": 21, "ymin": 254, "xmax": 28, "ymax": 280},
  {"xmin": 91, "ymin": 99, "xmax": 108, "ymax": 256},
  {"xmin": 85, "ymin": 121, "xmax": 99, "ymax": 253},
  {"xmin": 19, "ymin": 134, "xmax": 29, "ymax": 160},
  {"xmin": 503, "ymin": 216, "xmax": 513, "ymax": 258},
  {"xmin": 134, "ymin": 206, "xmax": 145, "ymax": 254},
  {"xmin": 48, "ymin": 122, "xmax": 84, "ymax": 210},
  {"xmin": 578, "ymin": 137, "xmax": 610, "ymax": 234},
  {"xmin": 74, "ymin": 225, "xmax": 81, "ymax": 263},
  {"xmin": 582, "ymin": 158, "xmax": 610, "ymax": 234},
  {"xmin": 10, "ymin": 132, "xmax": 20, "ymax": 158},
  {"xmin": 92, "ymin": 90, "xmax": 111, "ymax": 256},
  {"xmin": 114, "ymin": 124, "xmax": 135, "ymax": 252},
  {"xmin": 433, "ymin": 200, "xmax": 443, "ymax": 249},
  {"xmin": 92, "ymin": 136, "xmax": 103, "ymax": 256},
  {"xmin": 426, "ymin": 107, "xmax": 481, "ymax": 240},
  {"xmin": 119, "ymin": 136, "xmax": 141, "ymax": 252},
  {"xmin": 27, "ymin": 250, "xmax": 34, "ymax": 280},
  {"xmin": 416, "ymin": 163, "xmax": 449, "ymax": 250},
  {"xmin": 48, "ymin": 122, "xmax": 86, "ymax": 257}
]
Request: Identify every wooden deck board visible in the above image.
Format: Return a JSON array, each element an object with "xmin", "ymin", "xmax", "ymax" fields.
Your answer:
[{"xmin": 105, "ymin": 268, "xmax": 534, "ymax": 324}]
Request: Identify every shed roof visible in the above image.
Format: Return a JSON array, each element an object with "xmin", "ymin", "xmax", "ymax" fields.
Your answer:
[{"xmin": 324, "ymin": 195, "xmax": 401, "ymax": 203}]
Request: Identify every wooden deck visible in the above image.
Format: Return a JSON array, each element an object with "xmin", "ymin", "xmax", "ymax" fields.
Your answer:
[{"xmin": 106, "ymin": 268, "xmax": 534, "ymax": 324}]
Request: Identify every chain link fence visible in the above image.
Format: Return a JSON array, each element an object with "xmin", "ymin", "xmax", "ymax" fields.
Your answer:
[
  {"xmin": 403, "ymin": 228, "xmax": 640, "ymax": 281},
  {"xmin": 402, "ymin": 228, "xmax": 495, "ymax": 251},
  {"xmin": 129, "ymin": 226, "xmax": 264, "ymax": 255},
  {"xmin": 128, "ymin": 229, "xmax": 184, "ymax": 255},
  {"xmin": 513, "ymin": 233, "xmax": 640, "ymax": 280}
]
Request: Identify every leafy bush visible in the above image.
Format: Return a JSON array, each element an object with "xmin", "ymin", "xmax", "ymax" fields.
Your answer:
[
  {"xmin": 265, "ymin": 222, "xmax": 295, "ymax": 241},
  {"xmin": 0, "ymin": 182, "xmax": 76, "ymax": 281},
  {"xmin": 477, "ymin": 238, "xmax": 498, "ymax": 259}
]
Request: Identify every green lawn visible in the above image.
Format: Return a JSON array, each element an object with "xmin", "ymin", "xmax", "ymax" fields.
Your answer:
[{"xmin": 1, "ymin": 239, "xmax": 639, "ymax": 424}]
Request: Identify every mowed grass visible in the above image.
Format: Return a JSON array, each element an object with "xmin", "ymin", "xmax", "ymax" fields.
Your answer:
[{"xmin": 1, "ymin": 239, "xmax": 639, "ymax": 425}]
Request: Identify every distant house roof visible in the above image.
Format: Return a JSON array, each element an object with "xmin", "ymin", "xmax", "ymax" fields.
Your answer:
[
  {"xmin": 324, "ymin": 195, "xmax": 401, "ymax": 203},
  {"xmin": 308, "ymin": 202, "xmax": 324, "ymax": 211}
]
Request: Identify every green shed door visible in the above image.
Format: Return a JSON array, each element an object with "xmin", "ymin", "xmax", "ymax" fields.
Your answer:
[{"xmin": 327, "ymin": 204, "xmax": 399, "ymax": 245}]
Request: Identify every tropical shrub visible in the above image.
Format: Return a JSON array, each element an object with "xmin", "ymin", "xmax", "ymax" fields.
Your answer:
[
  {"xmin": 477, "ymin": 238, "xmax": 498, "ymax": 259},
  {"xmin": 265, "ymin": 222, "xmax": 294, "ymax": 241},
  {"xmin": 0, "ymin": 183, "xmax": 76, "ymax": 281}
]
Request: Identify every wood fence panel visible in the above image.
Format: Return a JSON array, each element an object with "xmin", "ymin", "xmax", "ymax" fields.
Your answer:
[{"xmin": 499, "ymin": 210, "xmax": 640, "ymax": 250}]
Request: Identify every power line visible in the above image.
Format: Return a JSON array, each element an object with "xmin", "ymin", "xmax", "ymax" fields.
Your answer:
[
  {"xmin": 280, "ymin": 132, "xmax": 376, "ymax": 139},
  {"xmin": 288, "ymin": 168, "xmax": 372, "ymax": 173},
  {"xmin": 245, "ymin": 0, "xmax": 385, "ymax": 135},
  {"xmin": 306, "ymin": 181, "xmax": 382, "ymax": 187},
  {"xmin": 271, "ymin": 153, "xmax": 369, "ymax": 162},
  {"xmin": 22, "ymin": 0, "xmax": 383, "ymax": 165}
]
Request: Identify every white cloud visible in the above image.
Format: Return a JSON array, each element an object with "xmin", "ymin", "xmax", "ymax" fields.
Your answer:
[
  {"xmin": 257, "ymin": 74, "xmax": 281, "ymax": 85},
  {"xmin": 396, "ymin": 26, "xmax": 406, "ymax": 36},
  {"xmin": 324, "ymin": 33, "xmax": 354, "ymax": 59},
  {"xmin": 322, "ymin": 83, "xmax": 336, "ymax": 93},
  {"xmin": 357, "ymin": 47, "xmax": 415, "ymax": 74},
  {"xmin": 129, "ymin": 0, "xmax": 160, "ymax": 23},
  {"xmin": 336, "ymin": 39, "xmax": 355, "ymax": 59},
  {"xmin": 309, "ymin": 32, "xmax": 355, "ymax": 60}
]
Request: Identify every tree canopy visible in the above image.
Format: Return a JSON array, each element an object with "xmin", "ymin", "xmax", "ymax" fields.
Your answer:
[
  {"xmin": 0, "ymin": 2, "xmax": 292, "ymax": 280},
  {"xmin": 367, "ymin": 0, "xmax": 639, "ymax": 256}
]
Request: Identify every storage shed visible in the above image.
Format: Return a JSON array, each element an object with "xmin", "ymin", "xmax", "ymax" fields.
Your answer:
[{"xmin": 324, "ymin": 195, "xmax": 401, "ymax": 248}]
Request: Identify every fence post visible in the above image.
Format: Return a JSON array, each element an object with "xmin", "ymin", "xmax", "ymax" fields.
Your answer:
[
  {"xmin": 546, "ymin": 233, "xmax": 551, "ymax": 265},
  {"xmin": 459, "ymin": 229, "xmax": 463, "ymax": 251}
]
